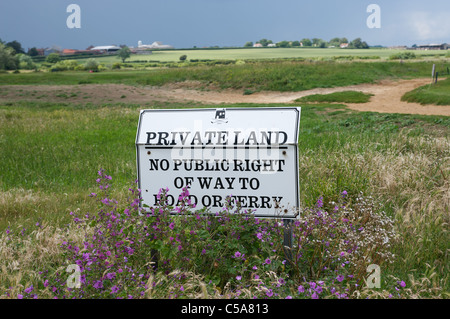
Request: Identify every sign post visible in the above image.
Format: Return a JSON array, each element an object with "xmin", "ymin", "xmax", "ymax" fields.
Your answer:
[{"xmin": 136, "ymin": 107, "xmax": 301, "ymax": 220}]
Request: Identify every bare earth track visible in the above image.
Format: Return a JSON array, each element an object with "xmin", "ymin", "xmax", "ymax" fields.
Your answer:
[{"xmin": 1, "ymin": 77, "xmax": 449, "ymax": 116}]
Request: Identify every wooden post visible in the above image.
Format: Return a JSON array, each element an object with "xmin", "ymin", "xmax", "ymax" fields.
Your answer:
[{"xmin": 431, "ymin": 64, "xmax": 436, "ymax": 84}]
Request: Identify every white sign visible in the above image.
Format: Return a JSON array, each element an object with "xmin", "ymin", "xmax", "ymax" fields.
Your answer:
[{"xmin": 135, "ymin": 107, "xmax": 301, "ymax": 218}]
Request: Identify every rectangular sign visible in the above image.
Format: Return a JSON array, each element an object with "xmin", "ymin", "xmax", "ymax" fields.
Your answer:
[{"xmin": 136, "ymin": 107, "xmax": 301, "ymax": 218}]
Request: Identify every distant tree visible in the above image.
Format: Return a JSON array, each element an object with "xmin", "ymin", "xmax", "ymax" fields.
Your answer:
[
  {"xmin": 27, "ymin": 47, "xmax": 39, "ymax": 56},
  {"xmin": 340, "ymin": 37, "xmax": 349, "ymax": 44},
  {"xmin": 291, "ymin": 41, "xmax": 301, "ymax": 47},
  {"xmin": 328, "ymin": 37, "xmax": 341, "ymax": 47},
  {"xmin": 301, "ymin": 38, "xmax": 312, "ymax": 47},
  {"xmin": 258, "ymin": 39, "xmax": 273, "ymax": 47},
  {"xmin": 350, "ymin": 38, "xmax": 369, "ymax": 49},
  {"xmin": 0, "ymin": 43, "xmax": 18, "ymax": 70},
  {"xmin": 117, "ymin": 46, "xmax": 131, "ymax": 63},
  {"xmin": 46, "ymin": 53, "xmax": 61, "ymax": 64},
  {"xmin": 276, "ymin": 41, "xmax": 290, "ymax": 48},
  {"xmin": 17, "ymin": 53, "xmax": 36, "ymax": 70},
  {"xmin": 312, "ymin": 38, "xmax": 325, "ymax": 47},
  {"xmin": 244, "ymin": 42, "xmax": 253, "ymax": 47},
  {"xmin": 6, "ymin": 40, "xmax": 25, "ymax": 54},
  {"xmin": 179, "ymin": 54, "xmax": 187, "ymax": 61}
]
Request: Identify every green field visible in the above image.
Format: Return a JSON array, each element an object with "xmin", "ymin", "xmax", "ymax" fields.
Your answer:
[
  {"xmin": 92, "ymin": 47, "xmax": 449, "ymax": 63},
  {"xmin": 1, "ymin": 61, "xmax": 447, "ymax": 93},
  {"xmin": 0, "ymin": 59, "xmax": 448, "ymax": 299}
]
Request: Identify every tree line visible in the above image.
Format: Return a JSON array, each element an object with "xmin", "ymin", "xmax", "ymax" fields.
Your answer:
[{"xmin": 244, "ymin": 37, "xmax": 369, "ymax": 49}]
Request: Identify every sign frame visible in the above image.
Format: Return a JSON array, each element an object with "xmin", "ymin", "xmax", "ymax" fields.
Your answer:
[{"xmin": 135, "ymin": 107, "xmax": 301, "ymax": 219}]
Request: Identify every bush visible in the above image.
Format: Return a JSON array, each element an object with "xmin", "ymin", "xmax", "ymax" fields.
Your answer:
[
  {"xmin": 46, "ymin": 53, "xmax": 61, "ymax": 64},
  {"xmin": 179, "ymin": 55, "xmax": 187, "ymax": 61},
  {"xmin": 17, "ymin": 54, "xmax": 36, "ymax": 70},
  {"xmin": 50, "ymin": 60, "xmax": 79, "ymax": 72},
  {"xmin": 0, "ymin": 169, "xmax": 413, "ymax": 299},
  {"xmin": 84, "ymin": 58, "xmax": 99, "ymax": 72},
  {"xmin": 389, "ymin": 52, "xmax": 417, "ymax": 60},
  {"xmin": 112, "ymin": 62, "xmax": 121, "ymax": 70}
]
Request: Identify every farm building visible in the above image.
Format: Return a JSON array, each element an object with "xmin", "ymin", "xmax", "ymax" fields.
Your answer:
[
  {"xmin": 89, "ymin": 45, "xmax": 120, "ymax": 53},
  {"xmin": 44, "ymin": 46, "xmax": 61, "ymax": 56},
  {"xmin": 416, "ymin": 43, "xmax": 448, "ymax": 50},
  {"xmin": 62, "ymin": 49, "xmax": 94, "ymax": 55}
]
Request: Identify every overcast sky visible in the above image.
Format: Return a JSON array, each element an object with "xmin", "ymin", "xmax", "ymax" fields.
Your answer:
[{"xmin": 1, "ymin": 0, "xmax": 449, "ymax": 50}]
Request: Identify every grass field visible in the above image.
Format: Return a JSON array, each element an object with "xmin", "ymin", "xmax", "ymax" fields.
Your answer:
[
  {"xmin": 0, "ymin": 59, "xmax": 448, "ymax": 299},
  {"xmin": 91, "ymin": 47, "xmax": 450, "ymax": 63},
  {"xmin": 1, "ymin": 61, "xmax": 447, "ymax": 93}
]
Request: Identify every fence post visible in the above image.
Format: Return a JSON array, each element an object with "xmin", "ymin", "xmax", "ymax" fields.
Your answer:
[{"xmin": 283, "ymin": 219, "xmax": 293, "ymax": 267}]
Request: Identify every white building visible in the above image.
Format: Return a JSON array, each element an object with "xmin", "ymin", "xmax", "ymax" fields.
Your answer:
[
  {"xmin": 90, "ymin": 45, "xmax": 121, "ymax": 53},
  {"xmin": 137, "ymin": 41, "xmax": 174, "ymax": 49}
]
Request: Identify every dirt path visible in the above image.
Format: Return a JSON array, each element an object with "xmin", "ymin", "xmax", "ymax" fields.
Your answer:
[{"xmin": 0, "ymin": 77, "xmax": 449, "ymax": 116}]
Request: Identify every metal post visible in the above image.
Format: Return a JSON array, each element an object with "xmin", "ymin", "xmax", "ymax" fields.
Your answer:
[{"xmin": 283, "ymin": 219, "xmax": 293, "ymax": 266}]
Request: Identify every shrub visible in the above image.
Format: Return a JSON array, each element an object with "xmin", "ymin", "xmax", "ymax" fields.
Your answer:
[
  {"xmin": 389, "ymin": 52, "xmax": 417, "ymax": 60},
  {"xmin": 17, "ymin": 54, "xmax": 36, "ymax": 70},
  {"xmin": 2, "ymin": 170, "xmax": 411, "ymax": 299},
  {"xmin": 112, "ymin": 62, "xmax": 121, "ymax": 70},
  {"xmin": 84, "ymin": 59, "xmax": 99, "ymax": 72},
  {"xmin": 46, "ymin": 53, "xmax": 61, "ymax": 64}
]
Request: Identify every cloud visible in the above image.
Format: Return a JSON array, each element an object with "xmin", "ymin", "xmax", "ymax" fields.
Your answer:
[{"xmin": 406, "ymin": 11, "xmax": 450, "ymax": 41}]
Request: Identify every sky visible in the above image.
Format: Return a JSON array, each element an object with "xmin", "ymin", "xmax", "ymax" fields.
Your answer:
[{"xmin": 0, "ymin": 0, "xmax": 449, "ymax": 50}]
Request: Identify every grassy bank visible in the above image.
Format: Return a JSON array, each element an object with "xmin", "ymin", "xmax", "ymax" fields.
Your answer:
[
  {"xmin": 402, "ymin": 77, "xmax": 450, "ymax": 105},
  {"xmin": 0, "ymin": 61, "xmax": 443, "ymax": 92}
]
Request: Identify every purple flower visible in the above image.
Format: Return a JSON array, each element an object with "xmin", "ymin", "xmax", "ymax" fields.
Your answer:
[
  {"xmin": 264, "ymin": 258, "xmax": 271, "ymax": 265},
  {"xmin": 285, "ymin": 296, "xmax": 292, "ymax": 299},
  {"xmin": 169, "ymin": 222, "xmax": 175, "ymax": 230},
  {"xmin": 298, "ymin": 285, "xmax": 305, "ymax": 293},
  {"xmin": 234, "ymin": 251, "xmax": 242, "ymax": 258},
  {"xmin": 336, "ymin": 275, "xmax": 345, "ymax": 282},
  {"xmin": 236, "ymin": 276, "xmax": 242, "ymax": 281},
  {"xmin": 24, "ymin": 285, "xmax": 33, "ymax": 294},
  {"xmin": 311, "ymin": 292, "xmax": 319, "ymax": 299},
  {"xmin": 18, "ymin": 294, "xmax": 23, "ymax": 299},
  {"xmin": 93, "ymin": 281, "xmax": 103, "ymax": 289},
  {"xmin": 266, "ymin": 289, "xmax": 273, "ymax": 297},
  {"xmin": 399, "ymin": 281, "xmax": 406, "ymax": 288},
  {"xmin": 106, "ymin": 272, "xmax": 116, "ymax": 280},
  {"xmin": 43, "ymin": 280, "xmax": 49, "ymax": 288},
  {"xmin": 111, "ymin": 285, "xmax": 119, "ymax": 294}
]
